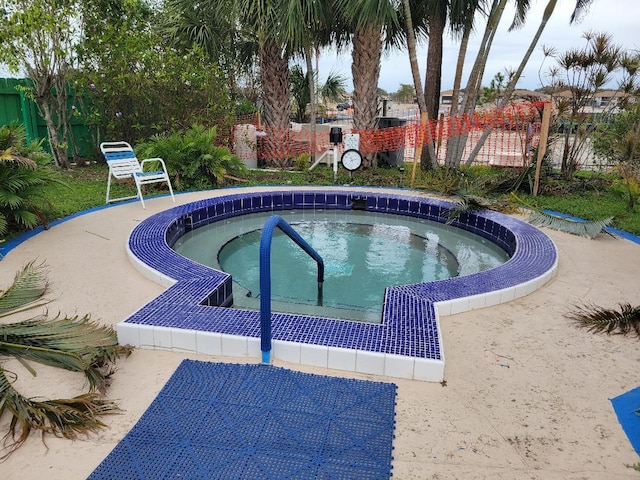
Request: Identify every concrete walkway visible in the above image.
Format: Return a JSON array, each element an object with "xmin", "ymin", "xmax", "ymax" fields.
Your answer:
[{"xmin": 1, "ymin": 188, "xmax": 639, "ymax": 479}]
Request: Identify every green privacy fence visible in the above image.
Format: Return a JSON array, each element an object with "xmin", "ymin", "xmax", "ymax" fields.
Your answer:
[{"xmin": 0, "ymin": 78, "xmax": 96, "ymax": 159}]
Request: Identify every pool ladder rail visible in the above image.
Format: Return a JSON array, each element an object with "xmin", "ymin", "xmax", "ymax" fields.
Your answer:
[{"xmin": 259, "ymin": 215, "xmax": 324, "ymax": 363}]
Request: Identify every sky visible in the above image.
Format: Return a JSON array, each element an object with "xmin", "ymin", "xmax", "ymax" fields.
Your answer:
[
  {"xmin": 2, "ymin": 0, "xmax": 638, "ymax": 93},
  {"xmin": 315, "ymin": 0, "xmax": 640, "ymax": 94}
]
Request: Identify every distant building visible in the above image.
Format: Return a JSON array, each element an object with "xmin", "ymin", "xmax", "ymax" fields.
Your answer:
[{"xmin": 551, "ymin": 89, "xmax": 631, "ymax": 114}]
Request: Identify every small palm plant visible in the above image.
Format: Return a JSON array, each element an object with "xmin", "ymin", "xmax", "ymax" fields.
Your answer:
[
  {"xmin": 0, "ymin": 261, "xmax": 131, "ymax": 459},
  {"xmin": 0, "ymin": 122, "xmax": 66, "ymax": 238}
]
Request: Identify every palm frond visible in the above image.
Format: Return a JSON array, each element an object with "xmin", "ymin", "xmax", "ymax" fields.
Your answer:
[
  {"xmin": 566, "ymin": 303, "xmax": 640, "ymax": 337},
  {"xmin": 0, "ymin": 148, "xmax": 38, "ymax": 169},
  {"xmin": 0, "ymin": 314, "xmax": 132, "ymax": 393},
  {"xmin": 528, "ymin": 211, "xmax": 615, "ymax": 239},
  {"xmin": 446, "ymin": 193, "xmax": 494, "ymax": 225},
  {"xmin": 0, "ymin": 261, "xmax": 49, "ymax": 317},
  {"xmin": 0, "ymin": 367, "xmax": 120, "ymax": 460}
]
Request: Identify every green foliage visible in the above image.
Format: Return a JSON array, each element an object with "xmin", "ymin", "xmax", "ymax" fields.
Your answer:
[
  {"xmin": 73, "ymin": 1, "xmax": 233, "ymax": 146},
  {"xmin": 0, "ymin": 123, "xmax": 64, "ymax": 238},
  {"xmin": 445, "ymin": 194, "xmax": 494, "ymax": 225},
  {"xmin": 393, "ymin": 84, "xmax": 415, "ymax": 104},
  {"xmin": 413, "ymin": 167, "xmax": 466, "ymax": 195},
  {"xmin": 523, "ymin": 186, "xmax": 640, "ymax": 235},
  {"xmin": 294, "ymin": 153, "xmax": 311, "ymax": 171},
  {"xmin": 134, "ymin": 125, "xmax": 247, "ymax": 191},
  {"xmin": 610, "ymin": 162, "xmax": 640, "ymax": 211},
  {"xmin": 626, "ymin": 462, "xmax": 640, "ymax": 472},
  {"xmin": 592, "ymin": 101, "xmax": 640, "ymax": 165},
  {"xmin": 542, "ymin": 32, "xmax": 640, "ymax": 178},
  {"xmin": 0, "ymin": 0, "xmax": 78, "ymax": 167},
  {"xmin": 290, "ymin": 65, "xmax": 347, "ymax": 123}
]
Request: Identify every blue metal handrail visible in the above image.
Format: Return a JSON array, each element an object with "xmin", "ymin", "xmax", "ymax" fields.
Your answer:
[{"xmin": 259, "ymin": 214, "xmax": 324, "ymax": 363}]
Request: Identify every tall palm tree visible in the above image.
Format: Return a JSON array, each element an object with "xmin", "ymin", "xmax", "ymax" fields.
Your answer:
[
  {"xmin": 281, "ymin": 0, "xmax": 335, "ymax": 161},
  {"xmin": 441, "ymin": 0, "xmax": 597, "ymax": 168},
  {"xmin": 334, "ymin": 0, "xmax": 400, "ymax": 167},
  {"xmin": 0, "ymin": 262, "xmax": 130, "ymax": 459},
  {"xmin": 462, "ymin": 0, "xmax": 598, "ymax": 167},
  {"xmin": 401, "ymin": 0, "xmax": 484, "ymax": 170},
  {"xmin": 401, "ymin": 0, "xmax": 439, "ymax": 171}
]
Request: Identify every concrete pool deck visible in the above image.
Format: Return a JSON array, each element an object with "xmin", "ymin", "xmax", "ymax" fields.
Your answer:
[{"xmin": 1, "ymin": 187, "xmax": 640, "ymax": 478}]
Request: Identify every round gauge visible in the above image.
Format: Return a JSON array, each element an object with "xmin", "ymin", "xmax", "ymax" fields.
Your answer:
[{"xmin": 341, "ymin": 149, "xmax": 363, "ymax": 171}]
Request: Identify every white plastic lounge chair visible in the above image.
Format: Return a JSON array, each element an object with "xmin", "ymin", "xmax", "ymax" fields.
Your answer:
[{"xmin": 100, "ymin": 141, "xmax": 175, "ymax": 209}]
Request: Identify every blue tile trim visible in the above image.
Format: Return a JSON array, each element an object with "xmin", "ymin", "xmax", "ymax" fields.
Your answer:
[{"xmin": 126, "ymin": 188, "xmax": 558, "ymax": 362}]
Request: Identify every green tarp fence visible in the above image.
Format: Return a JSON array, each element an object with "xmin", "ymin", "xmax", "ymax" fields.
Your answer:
[{"xmin": 0, "ymin": 77, "xmax": 95, "ymax": 159}]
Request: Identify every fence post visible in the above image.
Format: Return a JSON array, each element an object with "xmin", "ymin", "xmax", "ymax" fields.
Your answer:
[{"xmin": 533, "ymin": 102, "xmax": 552, "ymax": 196}]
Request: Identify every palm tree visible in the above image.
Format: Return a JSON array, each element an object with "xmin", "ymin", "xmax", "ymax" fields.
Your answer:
[
  {"xmin": 443, "ymin": 0, "xmax": 598, "ymax": 168},
  {"xmin": 161, "ymin": 0, "xmax": 291, "ymax": 166},
  {"xmin": 0, "ymin": 122, "xmax": 64, "ymax": 236},
  {"xmin": 280, "ymin": 0, "xmax": 335, "ymax": 162},
  {"xmin": 334, "ymin": 0, "xmax": 400, "ymax": 167},
  {"xmin": 159, "ymin": 0, "xmax": 255, "ymax": 99},
  {"xmin": 290, "ymin": 66, "xmax": 347, "ymax": 123},
  {"xmin": 462, "ymin": 0, "xmax": 599, "ymax": 167},
  {"xmin": 401, "ymin": 0, "xmax": 485, "ymax": 170},
  {"xmin": 0, "ymin": 262, "xmax": 130, "ymax": 459}
]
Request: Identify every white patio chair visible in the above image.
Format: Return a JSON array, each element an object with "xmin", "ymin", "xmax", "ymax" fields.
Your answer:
[{"xmin": 100, "ymin": 141, "xmax": 175, "ymax": 209}]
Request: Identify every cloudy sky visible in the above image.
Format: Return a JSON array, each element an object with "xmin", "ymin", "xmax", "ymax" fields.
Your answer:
[
  {"xmin": 2, "ymin": 1, "xmax": 637, "ymax": 94},
  {"xmin": 316, "ymin": 0, "xmax": 640, "ymax": 94}
]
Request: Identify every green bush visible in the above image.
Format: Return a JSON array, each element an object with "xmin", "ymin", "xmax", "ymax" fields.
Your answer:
[
  {"xmin": 134, "ymin": 125, "xmax": 247, "ymax": 191},
  {"xmin": 0, "ymin": 123, "xmax": 65, "ymax": 237}
]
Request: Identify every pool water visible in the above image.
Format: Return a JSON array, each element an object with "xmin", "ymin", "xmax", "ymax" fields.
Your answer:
[{"xmin": 174, "ymin": 210, "xmax": 509, "ymax": 323}]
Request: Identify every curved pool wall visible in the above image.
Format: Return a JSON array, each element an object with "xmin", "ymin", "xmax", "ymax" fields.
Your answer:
[{"xmin": 120, "ymin": 188, "xmax": 558, "ymax": 382}]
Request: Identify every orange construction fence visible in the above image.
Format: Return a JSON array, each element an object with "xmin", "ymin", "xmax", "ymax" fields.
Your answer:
[{"xmin": 232, "ymin": 101, "xmax": 548, "ymax": 168}]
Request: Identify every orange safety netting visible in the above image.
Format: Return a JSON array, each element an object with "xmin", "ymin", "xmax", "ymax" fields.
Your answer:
[{"xmin": 232, "ymin": 101, "xmax": 549, "ymax": 168}]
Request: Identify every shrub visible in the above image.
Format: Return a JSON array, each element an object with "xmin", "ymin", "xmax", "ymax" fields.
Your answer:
[
  {"xmin": 134, "ymin": 124, "xmax": 247, "ymax": 191},
  {"xmin": 0, "ymin": 122, "xmax": 65, "ymax": 238}
]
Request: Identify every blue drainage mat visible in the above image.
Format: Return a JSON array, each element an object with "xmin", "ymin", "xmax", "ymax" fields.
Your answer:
[
  {"xmin": 89, "ymin": 360, "xmax": 397, "ymax": 479},
  {"xmin": 611, "ymin": 386, "xmax": 640, "ymax": 455}
]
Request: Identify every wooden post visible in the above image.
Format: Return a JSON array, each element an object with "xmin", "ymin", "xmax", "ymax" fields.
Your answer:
[
  {"xmin": 436, "ymin": 112, "xmax": 445, "ymax": 158},
  {"xmin": 533, "ymin": 102, "xmax": 552, "ymax": 197},
  {"xmin": 410, "ymin": 112, "xmax": 428, "ymax": 188}
]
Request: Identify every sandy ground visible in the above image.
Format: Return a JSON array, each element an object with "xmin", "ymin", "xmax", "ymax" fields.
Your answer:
[{"xmin": 1, "ymin": 187, "xmax": 639, "ymax": 479}]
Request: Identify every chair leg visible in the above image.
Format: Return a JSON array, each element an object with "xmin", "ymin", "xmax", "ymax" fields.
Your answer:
[
  {"xmin": 166, "ymin": 178, "xmax": 176, "ymax": 203},
  {"xmin": 135, "ymin": 180, "xmax": 146, "ymax": 209},
  {"xmin": 106, "ymin": 175, "xmax": 113, "ymax": 204}
]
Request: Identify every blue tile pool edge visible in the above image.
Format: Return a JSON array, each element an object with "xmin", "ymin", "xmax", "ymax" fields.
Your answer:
[{"xmin": 119, "ymin": 187, "xmax": 559, "ymax": 382}]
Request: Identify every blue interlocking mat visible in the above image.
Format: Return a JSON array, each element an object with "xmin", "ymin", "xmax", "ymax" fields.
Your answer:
[
  {"xmin": 89, "ymin": 360, "xmax": 397, "ymax": 479},
  {"xmin": 611, "ymin": 386, "xmax": 640, "ymax": 456}
]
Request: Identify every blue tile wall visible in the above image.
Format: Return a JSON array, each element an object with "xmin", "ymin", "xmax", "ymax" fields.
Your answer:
[{"xmin": 126, "ymin": 189, "xmax": 558, "ymax": 362}]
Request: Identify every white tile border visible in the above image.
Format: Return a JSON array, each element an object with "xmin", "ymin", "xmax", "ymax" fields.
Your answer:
[{"xmin": 120, "ymin": 188, "xmax": 560, "ymax": 383}]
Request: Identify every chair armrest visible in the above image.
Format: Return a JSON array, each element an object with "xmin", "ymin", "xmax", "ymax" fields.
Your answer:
[{"xmin": 140, "ymin": 157, "xmax": 169, "ymax": 172}]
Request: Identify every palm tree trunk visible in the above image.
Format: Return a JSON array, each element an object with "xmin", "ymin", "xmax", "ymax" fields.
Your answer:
[
  {"xmin": 305, "ymin": 45, "xmax": 317, "ymax": 162},
  {"xmin": 402, "ymin": 0, "xmax": 426, "ymax": 115},
  {"xmin": 464, "ymin": 0, "xmax": 558, "ymax": 166},
  {"xmin": 419, "ymin": 3, "xmax": 446, "ymax": 170},
  {"xmin": 444, "ymin": 21, "xmax": 472, "ymax": 169},
  {"xmin": 401, "ymin": 0, "xmax": 438, "ymax": 172},
  {"xmin": 424, "ymin": 5, "xmax": 445, "ymax": 122},
  {"xmin": 259, "ymin": 38, "xmax": 292, "ymax": 167},
  {"xmin": 351, "ymin": 23, "xmax": 383, "ymax": 168},
  {"xmin": 445, "ymin": 0, "xmax": 507, "ymax": 168},
  {"xmin": 450, "ymin": 22, "xmax": 472, "ymax": 116}
]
